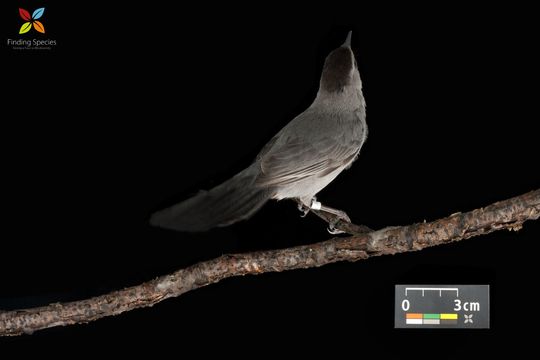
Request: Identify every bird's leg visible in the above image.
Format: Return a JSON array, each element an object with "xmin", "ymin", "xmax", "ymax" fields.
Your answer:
[
  {"xmin": 296, "ymin": 197, "xmax": 352, "ymax": 234},
  {"xmin": 318, "ymin": 205, "xmax": 351, "ymax": 222}
]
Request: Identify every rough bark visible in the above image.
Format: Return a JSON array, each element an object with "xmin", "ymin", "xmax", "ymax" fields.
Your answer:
[{"xmin": 1, "ymin": 189, "xmax": 539, "ymax": 336}]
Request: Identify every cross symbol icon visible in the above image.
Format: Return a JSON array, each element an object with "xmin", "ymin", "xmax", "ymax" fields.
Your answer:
[{"xmin": 464, "ymin": 314, "xmax": 473, "ymax": 324}]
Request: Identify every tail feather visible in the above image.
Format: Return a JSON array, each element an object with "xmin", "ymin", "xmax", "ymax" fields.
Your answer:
[{"xmin": 150, "ymin": 169, "xmax": 270, "ymax": 232}]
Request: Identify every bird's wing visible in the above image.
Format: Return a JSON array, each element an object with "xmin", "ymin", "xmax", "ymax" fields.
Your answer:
[{"xmin": 255, "ymin": 135, "xmax": 360, "ymax": 187}]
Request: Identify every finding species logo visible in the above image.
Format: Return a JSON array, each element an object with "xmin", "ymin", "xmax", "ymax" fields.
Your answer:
[{"xmin": 19, "ymin": 8, "xmax": 45, "ymax": 34}]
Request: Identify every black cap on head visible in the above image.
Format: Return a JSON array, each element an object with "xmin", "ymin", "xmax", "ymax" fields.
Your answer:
[{"xmin": 320, "ymin": 33, "xmax": 354, "ymax": 93}]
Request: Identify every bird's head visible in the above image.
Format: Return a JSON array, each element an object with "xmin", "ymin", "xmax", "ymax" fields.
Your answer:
[{"xmin": 320, "ymin": 31, "xmax": 362, "ymax": 94}]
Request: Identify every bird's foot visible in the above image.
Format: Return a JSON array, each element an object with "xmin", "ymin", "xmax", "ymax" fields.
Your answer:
[
  {"xmin": 326, "ymin": 209, "xmax": 351, "ymax": 235},
  {"xmin": 297, "ymin": 203, "xmax": 310, "ymax": 218},
  {"xmin": 296, "ymin": 198, "xmax": 356, "ymax": 235}
]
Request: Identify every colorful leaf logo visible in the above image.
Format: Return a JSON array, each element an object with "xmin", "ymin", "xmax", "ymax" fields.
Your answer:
[
  {"xmin": 19, "ymin": 8, "xmax": 31, "ymax": 21},
  {"xmin": 18, "ymin": 7, "xmax": 46, "ymax": 34},
  {"xmin": 32, "ymin": 8, "xmax": 45, "ymax": 20},
  {"xmin": 19, "ymin": 22, "xmax": 32, "ymax": 34},
  {"xmin": 33, "ymin": 21, "xmax": 45, "ymax": 33}
]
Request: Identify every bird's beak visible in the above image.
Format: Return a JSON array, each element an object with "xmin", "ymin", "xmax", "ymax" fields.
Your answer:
[{"xmin": 343, "ymin": 31, "xmax": 352, "ymax": 47}]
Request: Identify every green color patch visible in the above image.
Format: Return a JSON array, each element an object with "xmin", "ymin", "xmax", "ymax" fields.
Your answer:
[{"xmin": 423, "ymin": 314, "xmax": 440, "ymax": 319}]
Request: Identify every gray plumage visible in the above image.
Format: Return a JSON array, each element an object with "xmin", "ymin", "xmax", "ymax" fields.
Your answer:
[{"xmin": 151, "ymin": 31, "xmax": 367, "ymax": 232}]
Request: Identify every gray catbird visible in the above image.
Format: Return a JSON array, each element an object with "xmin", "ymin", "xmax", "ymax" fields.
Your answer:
[{"xmin": 151, "ymin": 31, "xmax": 367, "ymax": 233}]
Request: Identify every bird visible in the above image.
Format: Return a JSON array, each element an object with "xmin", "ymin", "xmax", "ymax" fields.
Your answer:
[{"xmin": 150, "ymin": 31, "xmax": 367, "ymax": 233}]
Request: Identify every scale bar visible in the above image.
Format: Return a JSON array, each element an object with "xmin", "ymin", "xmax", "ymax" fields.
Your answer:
[{"xmin": 405, "ymin": 287, "xmax": 459, "ymax": 297}]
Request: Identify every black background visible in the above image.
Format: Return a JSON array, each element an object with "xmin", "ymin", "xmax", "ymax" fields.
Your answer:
[{"xmin": 2, "ymin": 2, "xmax": 539, "ymax": 358}]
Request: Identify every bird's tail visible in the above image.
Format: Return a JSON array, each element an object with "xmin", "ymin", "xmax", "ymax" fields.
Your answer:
[{"xmin": 150, "ymin": 168, "xmax": 271, "ymax": 232}]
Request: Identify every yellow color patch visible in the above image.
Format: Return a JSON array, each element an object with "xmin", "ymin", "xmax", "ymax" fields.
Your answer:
[{"xmin": 440, "ymin": 313, "xmax": 458, "ymax": 320}]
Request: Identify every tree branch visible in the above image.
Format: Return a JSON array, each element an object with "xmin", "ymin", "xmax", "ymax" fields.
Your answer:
[{"xmin": 1, "ymin": 190, "xmax": 539, "ymax": 336}]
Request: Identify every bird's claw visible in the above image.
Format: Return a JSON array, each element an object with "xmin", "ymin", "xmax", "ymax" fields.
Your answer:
[
  {"xmin": 327, "ymin": 223, "xmax": 346, "ymax": 235},
  {"xmin": 327, "ymin": 211, "xmax": 352, "ymax": 235}
]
